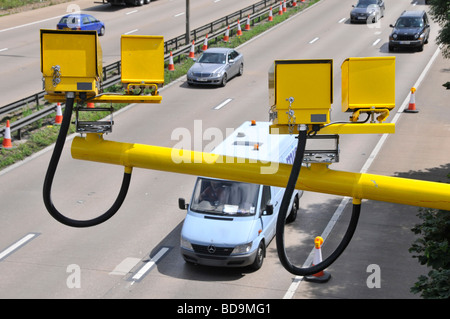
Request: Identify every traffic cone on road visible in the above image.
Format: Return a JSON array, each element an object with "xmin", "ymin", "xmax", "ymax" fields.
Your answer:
[
  {"xmin": 223, "ymin": 26, "xmax": 230, "ymax": 42},
  {"xmin": 202, "ymin": 34, "xmax": 208, "ymax": 51},
  {"xmin": 304, "ymin": 236, "xmax": 331, "ymax": 283},
  {"xmin": 55, "ymin": 103, "xmax": 63, "ymax": 125},
  {"xmin": 244, "ymin": 15, "xmax": 251, "ymax": 31},
  {"xmin": 278, "ymin": 2, "xmax": 283, "ymax": 15},
  {"xmin": 268, "ymin": 7, "xmax": 273, "ymax": 21},
  {"xmin": 2, "ymin": 120, "xmax": 12, "ymax": 149},
  {"xmin": 404, "ymin": 87, "xmax": 418, "ymax": 113},
  {"xmin": 168, "ymin": 51, "xmax": 175, "ymax": 71},
  {"xmin": 236, "ymin": 20, "xmax": 243, "ymax": 36},
  {"xmin": 189, "ymin": 40, "xmax": 195, "ymax": 58}
]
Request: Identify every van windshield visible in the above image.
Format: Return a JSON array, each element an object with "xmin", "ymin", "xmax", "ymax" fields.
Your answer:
[{"xmin": 190, "ymin": 178, "xmax": 259, "ymax": 216}]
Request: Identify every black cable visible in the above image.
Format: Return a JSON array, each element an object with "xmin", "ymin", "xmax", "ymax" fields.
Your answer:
[
  {"xmin": 276, "ymin": 127, "xmax": 361, "ymax": 276},
  {"xmin": 43, "ymin": 95, "xmax": 131, "ymax": 228}
]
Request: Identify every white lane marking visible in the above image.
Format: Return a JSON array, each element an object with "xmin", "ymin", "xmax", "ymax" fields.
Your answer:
[
  {"xmin": 372, "ymin": 38, "xmax": 381, "ymax": 46},
  {"xmin": 0, "ymin": 233, "xmax": 39, "ymax": 261},
  {"xmin": 174, "ymin": 12, "xmax": 185, "ymax": 17},
  {"xmin": 124, "ymin": 29, "xmax": 139, "ymax": 35},
  {"xmin": 109, "ymin": 257, "xmax": 141, "ymax": 276},
  {"xmin": 126, "ymin": 10, "xmax": 138, "ymax": 15},
  {"xmin": 0, "ymin": 48, "xmax": 8, "ymax": 52},
  {"xmin": 0, "ymin": 12, "xmax": 80, "ymax": 33},
  {"xmin": 338, "ymin": 18, "xmax": 346, "ymax": 23},
  {"xmin": 131, "ymin": 247, "xmax": 169, "ymax": 281},
  {"xmin": 309, "ymin": 37, "xmax": 319, "ymax": 44},
  {"xmin": 213, "ymin": 98, "xmax": 233, "ymax": 110},
  {"xmin": 284, "ymin": 45, "xmax": 443, "ymax": 299}
]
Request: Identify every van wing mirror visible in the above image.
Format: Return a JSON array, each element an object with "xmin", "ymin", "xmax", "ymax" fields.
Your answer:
[
  {"xmin": 264, "ymin": 204, "xmax": 274, "ymax": 215},
  {"xmin": 178, "ymin": 198, "xmax": 188, "ymax": 210}
]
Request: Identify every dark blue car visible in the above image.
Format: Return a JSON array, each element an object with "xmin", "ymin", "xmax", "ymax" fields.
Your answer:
[{"xmin": 57, "ymin": 14, "xmax": 105, "ymax": 36}]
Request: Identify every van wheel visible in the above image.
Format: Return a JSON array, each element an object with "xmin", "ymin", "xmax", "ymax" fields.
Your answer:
[
  {"xmin": 251, "ymin": 241, "xmax": 265, "ymax": 270},
  {"xmin": 286, "ymin": 194, "xmax": 299, "ymax": 224}
]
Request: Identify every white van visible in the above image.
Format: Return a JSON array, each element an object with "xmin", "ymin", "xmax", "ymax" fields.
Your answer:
[{"xmin": 178, "ymin": 121, "xmax": 302, "ymax": 270}]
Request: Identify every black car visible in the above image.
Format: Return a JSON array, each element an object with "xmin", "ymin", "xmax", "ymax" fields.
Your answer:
[
  {"xmin": 350, "ymin": 0, "xmax": 385, "ymax": 24},
  {"xmin": 389, "ymin": 11, "xmax": 430, "ymax": 52}
]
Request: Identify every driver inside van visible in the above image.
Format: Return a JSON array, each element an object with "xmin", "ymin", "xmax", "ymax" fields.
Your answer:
[{"xmin": 199, "ymin": 181, "xmax": 229, "ymax": 205}]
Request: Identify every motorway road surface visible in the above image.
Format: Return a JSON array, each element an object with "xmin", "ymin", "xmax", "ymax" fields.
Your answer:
[{"xmin": 0, "ymin": 0, "xmax": 449, "ymax": 301}]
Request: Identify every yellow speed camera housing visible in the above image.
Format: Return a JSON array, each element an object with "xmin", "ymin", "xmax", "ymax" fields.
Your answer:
[
  {"xmin": 121, "ymin": 35, "xmax": 164, "ymax": 87},
  {"xmin": 40, "ymin": 29, "xmax": 102, "ymax": 97},
  {"xmin": 341, "ymin": 56, "xmax": 395, "ymax": 113},
  {"xmin": 269, "ymin": 59, "xmax": 333, "ymax": 126}
]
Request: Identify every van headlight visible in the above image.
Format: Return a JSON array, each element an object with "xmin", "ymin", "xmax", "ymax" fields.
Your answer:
[
  {"xmin": 180, "ymin": 236, "xmax": 193, "ymax": 250},
  {"xmin": 232, "ymin": 242, "xmax": 252, "ymax": 254}
]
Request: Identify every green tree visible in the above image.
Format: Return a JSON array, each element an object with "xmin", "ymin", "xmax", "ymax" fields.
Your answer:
[
  {"xmin": 427, "ymin": 0, "xmax": 450, "ymax": 58},
  {"xmin": 409, "ymin": 208, "xmax": 450, "ymax": 298}
]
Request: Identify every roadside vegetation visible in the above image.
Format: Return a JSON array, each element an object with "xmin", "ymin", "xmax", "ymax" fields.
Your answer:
[
  {"xmin": 410, "ymin": 205, "xmax": 450, "ymax": 299},
  {"xmin": 0, "ymin": 0, "xmax": 72, "ymax": 15},
  {"xmin": 0, "ymin": 0, "xmax": 319, "ymax": 170}
]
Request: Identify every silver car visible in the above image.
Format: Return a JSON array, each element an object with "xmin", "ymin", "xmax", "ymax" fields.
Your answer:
[{"xmin": 187, "ymin": 48, "xmax": 244, "ymax": 87}]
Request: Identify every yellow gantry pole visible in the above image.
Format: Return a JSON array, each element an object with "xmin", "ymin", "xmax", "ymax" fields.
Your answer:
[{"xmin": 71, "ymin": 133, "xmax": 450, "ymax": 211}]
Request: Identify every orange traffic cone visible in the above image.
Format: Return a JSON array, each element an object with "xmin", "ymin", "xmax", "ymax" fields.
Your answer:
[
  {"xmin": 223, "ymin": 26, "xmax": 230, "ymax": 42},
  {"xmin": 236, "ymin": 20, "xmax": 242, "ymax": 36},
  {"xmin": 168, "ymin": 51, "xmax": 175, "ymax": 71},
  {"xmin": 278, "ymin": 2, "xmax": 283, "ymax": 15},
  {"xmin": 268, "ymin": 7, "xmax": 273, "ymax": 21},
  {"xmin": 2, "ymin": 120, "xmax": 12, "ymax": 149},
  {"xmin": 293, "ymin": 0, "xmax": 297, "ymax": 6},
  {"xmin": 404, "ymin": 87, "xmax": 418, "ymax": 113},
  {"xmin": 189, "ymin": 40, "xmax": 195, "ymax": 58},
  {"xmin": 55, "ymin": 102, "xmax": 63, "ymax": 125},
  {"xmin": 87, "ymin": 102, "xmax": 94, "ymax": 108},
  {"xmin": 283, "ymin": 0, "xmax": 287, "ymax": 12},
  {"xmin": 244, "ymin": 15, "xmax": 251, "ymax": 31},
  {"xmin": 202, "ymin": 34, "xmax": 208, "ymax": 51},
  {"xmin": 304, "ymin": 236, "xmax": 331, "ymax": 283}
]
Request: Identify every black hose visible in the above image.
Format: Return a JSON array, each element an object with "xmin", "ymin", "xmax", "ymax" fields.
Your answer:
[
  {"xmin": 276, "ymin": 127, "xmax": 361, "ymax": 276},
  {"xmin": 43, "ymin": 95, "xmax": 131, "ymax": 227}
]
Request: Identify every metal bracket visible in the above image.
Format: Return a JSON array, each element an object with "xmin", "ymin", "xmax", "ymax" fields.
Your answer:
[
  {"xmin": 74, "ymin": 105, "xmax": 114, "ymax": 134},
  {"xmin": 303, "ymin": 134, "xmax": 339, "ymax": 163}
]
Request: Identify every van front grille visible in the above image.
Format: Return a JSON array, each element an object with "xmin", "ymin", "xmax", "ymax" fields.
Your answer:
[{"xmin": 191, "ymin": 244, "xmax": 234, "ymax": 256}]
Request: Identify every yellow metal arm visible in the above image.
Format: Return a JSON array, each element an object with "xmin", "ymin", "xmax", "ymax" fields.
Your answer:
[
  {"xmin": 270, "ymin": 122, "xmax": 395, "ymax": 135},
  {"xmin": 71, "ymin": 134, "xmax": 450, "ymax": 211},
  {"xmin": 44, "ymin": 93, "xmax": 162, "ymax": 104}
]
